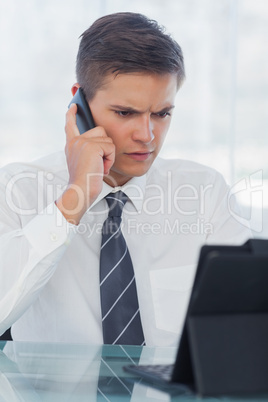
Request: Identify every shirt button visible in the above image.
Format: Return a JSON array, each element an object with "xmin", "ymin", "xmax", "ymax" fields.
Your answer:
[{"xmin": 50, "ymin": 232, "xmax": 58, "ymax": 242}]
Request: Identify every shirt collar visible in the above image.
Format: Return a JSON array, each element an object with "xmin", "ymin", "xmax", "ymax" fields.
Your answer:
[{"xmin": 88, "ymin": 174, "xmax": 146, "ymax": 214}]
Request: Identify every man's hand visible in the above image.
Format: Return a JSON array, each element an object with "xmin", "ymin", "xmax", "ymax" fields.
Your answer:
[{"xmin": 56, "ymin": 104, "xmax": 115, "ymax": 224}]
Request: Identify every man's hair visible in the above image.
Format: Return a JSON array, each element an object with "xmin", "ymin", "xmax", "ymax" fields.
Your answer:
[{"xmin": 76, "ymin": 12, "xmax": 185, "ymax": 101}]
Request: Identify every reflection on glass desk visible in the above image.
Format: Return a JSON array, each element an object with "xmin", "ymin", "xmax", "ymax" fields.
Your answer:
[{"xmin": 0, "ymin": 341, "xmax": 267, "ymax": 401}]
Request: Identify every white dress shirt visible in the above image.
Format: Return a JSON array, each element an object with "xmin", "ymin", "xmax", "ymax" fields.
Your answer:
[{"xmin": 0, "ymin": 151, "xmax": 251, "ymax": 346}]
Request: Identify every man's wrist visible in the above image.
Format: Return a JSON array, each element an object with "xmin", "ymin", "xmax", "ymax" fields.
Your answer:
[{"xmin": 55, "ymin": 187, "xmax": 88, "ymax": 225}]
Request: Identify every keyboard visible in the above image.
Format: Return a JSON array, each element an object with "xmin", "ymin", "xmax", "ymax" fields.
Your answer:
[
  {"xmin": 124, "ymin": 363, "xmax": 192, "ymax": 394},
  {"xmin": 125, "ymin": 364, "xmax": 174, "ymax": 382}
]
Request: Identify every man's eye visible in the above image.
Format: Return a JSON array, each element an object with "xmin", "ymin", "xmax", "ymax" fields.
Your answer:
[
  {"xmin": 156, "ymin": 112, "xmax": 171, "ymax": 118},
  {"xmin": 116, "ymin": 111, "xmax": 131, "ymax": 117}
]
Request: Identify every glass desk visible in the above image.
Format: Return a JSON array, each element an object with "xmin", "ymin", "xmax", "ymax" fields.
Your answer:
[{"xmin": 0, "ymin": 341, "xmax": 267, "ymax": 401}]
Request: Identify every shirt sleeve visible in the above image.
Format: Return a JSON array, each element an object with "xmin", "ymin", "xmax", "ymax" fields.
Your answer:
[{"xmin": 0, "ymin": 192, "xmax": 76, "ymax": 335}]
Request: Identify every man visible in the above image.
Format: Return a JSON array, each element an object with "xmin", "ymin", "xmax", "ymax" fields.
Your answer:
[{"xmin": 0, "ymin": 12, "xmax": 250, "ymax": 346}]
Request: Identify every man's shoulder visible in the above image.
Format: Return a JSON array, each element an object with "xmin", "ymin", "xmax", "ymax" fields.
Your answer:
[
  {"xmin": 149, "ymin": 157, "xmax": 225, "ymax": 184},
  {"xmin": 0, "ymin": 151, "xmax": 67, "ymax": 180}
]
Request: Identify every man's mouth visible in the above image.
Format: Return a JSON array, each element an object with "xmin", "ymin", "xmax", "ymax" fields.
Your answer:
[{"xmin": 125, "ymin": 151, "xmax": 153, "ymax": 161}]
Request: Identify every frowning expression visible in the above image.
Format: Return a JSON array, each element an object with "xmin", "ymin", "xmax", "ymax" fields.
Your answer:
[{"xmin": 89, "ymin": 72, "xmax": 178, "ymax": 186}]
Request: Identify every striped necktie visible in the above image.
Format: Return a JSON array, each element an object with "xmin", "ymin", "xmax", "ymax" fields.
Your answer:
[{"xmin": 99, "ymin": 191, "xmax": 145, "ymax": 345}]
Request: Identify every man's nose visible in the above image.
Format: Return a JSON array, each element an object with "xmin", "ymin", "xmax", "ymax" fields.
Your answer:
[{"xmin": 132, "ymin": 115, "xmax": 155, "ymax": 144}]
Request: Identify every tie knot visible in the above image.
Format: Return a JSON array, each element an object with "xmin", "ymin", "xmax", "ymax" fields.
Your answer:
[{"xmin": 105, "ymin": 191, "xmax": 128, "ymax": 218}]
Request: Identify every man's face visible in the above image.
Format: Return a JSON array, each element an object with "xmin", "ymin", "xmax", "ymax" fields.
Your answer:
[{"xmin": 89, "ymin": 72, "xmax": 178, "ymax": 186}]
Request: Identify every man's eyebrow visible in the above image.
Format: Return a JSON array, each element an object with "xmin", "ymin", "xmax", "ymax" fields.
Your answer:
[
  {"xmin": 109, "ymin": 104, "xmax": 175, "ymax": 113},
  {"xmin": 155, "ymin": 105, "xmax": 175, "ymax": 114},
  {"xmin": 110, "ymin": 105, "xmax": 141, "ymax": 113}
]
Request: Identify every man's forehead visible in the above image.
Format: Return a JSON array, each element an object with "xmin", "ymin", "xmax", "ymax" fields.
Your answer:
[
  {"xmin": 95, "ymin": 71, "xmax": 178, "ymax": 100},
  {"xmin": 87, "ymin": 71, "xmax": 178, "ymax": 113}
]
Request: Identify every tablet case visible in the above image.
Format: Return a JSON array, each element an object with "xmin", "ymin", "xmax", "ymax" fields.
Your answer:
[{"xmin": 171, "ymin": 239, "xmax": 268, "ymax": 396}]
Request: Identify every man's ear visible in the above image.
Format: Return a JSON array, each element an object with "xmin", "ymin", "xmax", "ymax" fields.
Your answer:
[{"xmin": 71, "ymin": 83, "xmax": 81, "ymax": 96}]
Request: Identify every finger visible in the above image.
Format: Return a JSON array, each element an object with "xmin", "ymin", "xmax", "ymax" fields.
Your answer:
[
  {"xmin": 65, "ymin": 103, "xmax": 80, "ymax": 140},
  {"xmin": 85, "ymin": 135, "xmax": 113, "ymax": 144},
  {"xmin": 101, "ymin": 143, "xmax": 116, "ymax": 175},
  {"xmin": 81, "ymin": 126, "xmax": 109, "ymax": 140}
]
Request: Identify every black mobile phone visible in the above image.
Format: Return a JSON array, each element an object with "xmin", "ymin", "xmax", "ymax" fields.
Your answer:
[{"xmin": 68, "ymin": 87, "xmax": 95, "ymax": 134}]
